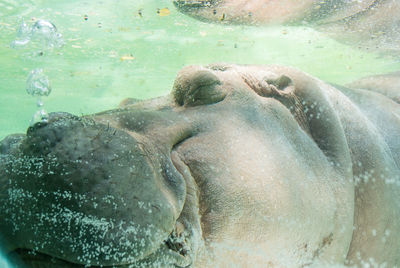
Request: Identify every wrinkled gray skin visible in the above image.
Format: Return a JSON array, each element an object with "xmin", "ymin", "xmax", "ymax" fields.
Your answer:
[
  {"xmin": 1, "ymin": 64, "xmax": 400, "ymax": 267},
  {"xmin": 173, "ymin": 0, "xmax": 400, "ymax": 54}
]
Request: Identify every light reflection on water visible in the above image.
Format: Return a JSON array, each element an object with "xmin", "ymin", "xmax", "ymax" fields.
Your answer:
[
  {"xmin": 0, "ymin": 257, "xmax": 11, "ymax": 268},
  {"xmin": 0, "ymin": 0, "xmax": 40, "ymax": 17}
]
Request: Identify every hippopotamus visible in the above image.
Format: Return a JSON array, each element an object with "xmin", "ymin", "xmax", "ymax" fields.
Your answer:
[
  {"xmin": 173, "ymin": 0, "xmax": 400, "ymax": 53},
  {"xmin": 1, "ymin": 63, "xmax": 399, "ymax": 267}
]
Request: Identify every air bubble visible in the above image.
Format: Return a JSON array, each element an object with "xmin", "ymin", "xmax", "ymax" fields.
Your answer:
[
  {"xmin": 31, "ymin": 20, "xmax": 64, "ymax": 48},
  {"xmin": 10, "ymin": 18, "xmax": 31, "ymax": 48},
  {"xmin": 37, "ymin": 98, "xmax": 44, "ymax": 107},
  {"xmin": 26, "ymin": 69, "xmax": 52, "ymax": 96},
  {"xmin": 26, "ymin": 69, "xmax": 52, "ymax": 126},
  {"xmin": 31, "ymin": 108, "xmax": 49, "ymax": 125},
  {"xmin": 11, "ymin": 19, "xmax": 64, "ymax": 50}
]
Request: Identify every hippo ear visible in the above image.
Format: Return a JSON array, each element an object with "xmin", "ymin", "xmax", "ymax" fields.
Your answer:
[{"xmin": 243, "ymin": 73, "xmax": 295, "ymax": 98}]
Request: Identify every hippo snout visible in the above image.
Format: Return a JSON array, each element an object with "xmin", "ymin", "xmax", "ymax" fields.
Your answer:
[{"xmin": 0, "ymin": 112, "xmax": 189, "ymax": 266}]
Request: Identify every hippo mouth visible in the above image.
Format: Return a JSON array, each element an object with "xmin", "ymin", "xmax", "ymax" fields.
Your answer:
[{"xmin": 10, "ymin": 222, "xmax": 192, "ymax": 267}]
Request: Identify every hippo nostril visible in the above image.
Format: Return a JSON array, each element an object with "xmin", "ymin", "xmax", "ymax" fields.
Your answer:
[
  {"xmin": 24, "ymin": 112, "xmax": 83, "ymax": 155},
  {"xmin": 26, "ymin": 112, "xmax": 78, "ymax": 135},
  {"xmin": 26, "ymin": 121, "xmax": 49, "ymax": 135}
]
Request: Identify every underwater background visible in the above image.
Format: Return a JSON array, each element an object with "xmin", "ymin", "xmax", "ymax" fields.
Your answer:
[
  {"xmin": 1, "ymin": 0, "xmax": 400, "ymax": 266},
  {"xmin": 1, "ymin": 0, "xmax": 400, "ymax": 141}
]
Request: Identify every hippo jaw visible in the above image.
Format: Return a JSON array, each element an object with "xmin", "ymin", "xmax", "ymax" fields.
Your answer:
[
  {"xmin": 10, "ymin": 219, "xmax": 197, "ymax": 268},
  {"xmin": 0, "ymin": 113, "xmax": 203, "ymax": 267}
]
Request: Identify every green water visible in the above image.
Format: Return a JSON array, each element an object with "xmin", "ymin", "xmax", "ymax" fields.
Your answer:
[{"xmin": 1, "ymin": 0, "xmax": 400, "ymax": 140}]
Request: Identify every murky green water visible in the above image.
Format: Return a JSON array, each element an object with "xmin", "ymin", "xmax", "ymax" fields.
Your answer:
[{"xmin": 1, "ymin": 0, "xmax": 400, "ymax": 141}]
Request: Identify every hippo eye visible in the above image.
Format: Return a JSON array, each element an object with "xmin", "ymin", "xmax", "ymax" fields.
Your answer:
[{"xmin": 173, "ymin": 70, "xmax": 226, "ymax": 107}]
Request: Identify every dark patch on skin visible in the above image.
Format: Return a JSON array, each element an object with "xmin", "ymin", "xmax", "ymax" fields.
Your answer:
[
  {"xmin": 10, "ymin": 249, "xmax": 84, "ymax": 268},
  {"xmin": 151, "ymin": 204, "xmax": 161, "ymax": 212},
  {"xmin": 301, "ymin": 233, "xmax": 334, "ymax": 267},
  {"xmin": 313, "ymin": 233, "xmax": 334, "ymax": 259},
  {"xmin": 164, "ymin": 227, "xmax": 189, "ymax": 257}
]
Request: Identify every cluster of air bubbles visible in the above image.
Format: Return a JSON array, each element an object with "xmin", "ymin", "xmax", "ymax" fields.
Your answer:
[
  {"xmin": 26, "ymin": 69, "xmax": 52, "ymax": 125},
  {"xmin": 26, "ymin": 69, "xmax": 52, "ymax": 97},
  {"xmin": 11, "ymin": 19, "xmax": 64, "ymax": 52},
  {"xmin": 11, "ymin": 18, "xmax": 64, "ymax": 126}
]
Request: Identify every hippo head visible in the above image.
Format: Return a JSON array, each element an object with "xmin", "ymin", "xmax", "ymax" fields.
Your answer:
[
  {"xmin": 0, "ymin": 64, "xmax": 357, "ymax": 267},
  {"xmin": 173, "ymin": 0, "xmax": 317, "ymax": 24},
  {"xmin": 173, "ymin": 0, "xmax": 378, "ymax": 25}
]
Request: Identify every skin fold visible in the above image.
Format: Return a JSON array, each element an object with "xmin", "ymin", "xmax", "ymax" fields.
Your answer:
[{"xmin": 0, "ymin": 64, "xmax": 399, "ymax": 267}]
